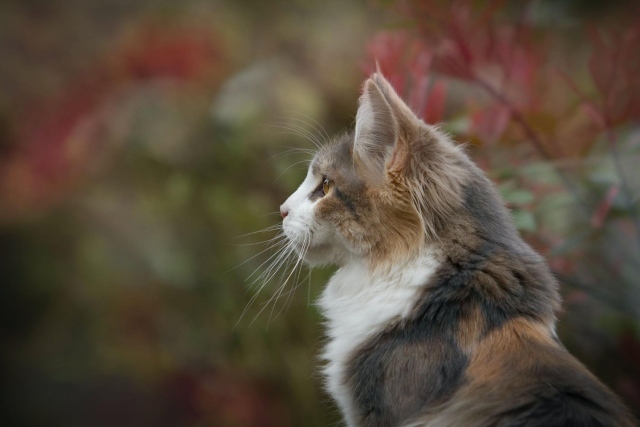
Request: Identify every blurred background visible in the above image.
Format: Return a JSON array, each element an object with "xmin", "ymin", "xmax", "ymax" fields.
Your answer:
[{"xmin": 1, "ymin": 0, "xmax": 639, "ymax": 425}]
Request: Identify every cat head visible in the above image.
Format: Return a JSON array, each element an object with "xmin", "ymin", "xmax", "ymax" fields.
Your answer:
[{"xmin": 280, "ymin": 73, "xmax": 468, "ymax": 267}]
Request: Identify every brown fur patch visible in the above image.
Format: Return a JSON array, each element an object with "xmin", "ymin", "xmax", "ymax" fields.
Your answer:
[
  {"xmin": 454, "ymin": 304, "xmax": 486, "ymax": 354},
  {"xmin": 409, "ymin": 318, "xmax": 636, "ymax": 427},
  {"xmin": 466, "ymin": 318, "xmax": 557, "ymax": 384}
]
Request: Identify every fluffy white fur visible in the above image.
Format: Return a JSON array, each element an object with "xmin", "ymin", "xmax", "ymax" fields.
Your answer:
[
  {"xmin": 281, "ymin": 168, "xmax": 318, "ymax": 242},
  {"xmin": 318, "ymin": 250, "xmax": 440, "ymax": 426}
]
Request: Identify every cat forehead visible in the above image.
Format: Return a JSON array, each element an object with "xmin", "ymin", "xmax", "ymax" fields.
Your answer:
[{"xmin": 311, "ymin": 133, "xmax": 354, "ymax": 175}]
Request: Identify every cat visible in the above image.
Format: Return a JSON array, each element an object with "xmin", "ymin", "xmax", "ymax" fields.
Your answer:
[{"xmin": 278, "ymin": 73, "xmax": 635, "ymax": 427}]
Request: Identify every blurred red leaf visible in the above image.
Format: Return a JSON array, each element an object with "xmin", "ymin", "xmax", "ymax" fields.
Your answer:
[
  {"xmin": 364, "ymin": 31, "xmax": 448, "ymax": 123},
  {"xmin": 470, "ymin": 104, "xmax": 511, "ymax": 144},
  {"xmin": 117, "ymin": 25, "xmax": 221, "ymax": 81},
  {"xmin": 587, "ymin": 21, "xmax": 640, "ymax": 126},
  {"xmin": 591, "ymin": 185, "xmax": 620, "ymax": 228},
  {"xmin": 0, "ymin": 24, "xmax": 224, "ymax": 222},
  {"xmin": 422, "ymin": 80, "xmax": 447, "ymax": 124},
  {"xmin": 364, "ymin": 31, "xmax": 413, "ymax": 94},
  {"xmin": 581, "ymin": 102, "xmax": 607, "ymax": 129}
]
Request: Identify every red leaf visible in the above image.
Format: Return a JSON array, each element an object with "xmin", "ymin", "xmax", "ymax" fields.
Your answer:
[
  {"xmin": 1, "ymin": 25, "xmax": 224, "ymax": 220},
  {"xmin": 590, "ymin": 185, "xmax": 620, "ymax": 228},
  {"xmin": 364, "ymin": 31, "xmax": 412, "ymax": 93},
  {"xmin": 118, "ymin": 26, "xmax": 220, "ymax": 80},
  {"xmin": 470, "ymin": 104, "xmax": 511, "ymax": 144},
  {"xmin": 581, "ymin": 102, "xmax": 606, "ymax": 130},
  {"xmin": 423, "ymin": 80, "xmax": 447, "ymax": 124}
]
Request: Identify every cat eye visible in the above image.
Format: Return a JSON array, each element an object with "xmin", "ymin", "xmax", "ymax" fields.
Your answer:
[{"xmin": 322, "ymin": 178, "xmax": 333, "ymax": 195}]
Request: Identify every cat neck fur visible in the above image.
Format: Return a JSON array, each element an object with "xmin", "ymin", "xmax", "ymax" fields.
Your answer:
[{"xmin": 319, "ymin": 247, "xmax": 441, "ymax": 426}]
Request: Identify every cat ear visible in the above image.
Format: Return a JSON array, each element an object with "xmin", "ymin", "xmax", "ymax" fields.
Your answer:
[
  {"xmin": 370, "ymin": 73, "xmax": 422, "ymax": 130},
  {"xmin": 354, "ymin": 73, "xmax": 414, "ymax": 183}
]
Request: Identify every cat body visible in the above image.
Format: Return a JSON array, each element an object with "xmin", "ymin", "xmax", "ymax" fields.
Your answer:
[{"xmin": 279, "ymin": 74, "xmax": 635, "ymax": 426}]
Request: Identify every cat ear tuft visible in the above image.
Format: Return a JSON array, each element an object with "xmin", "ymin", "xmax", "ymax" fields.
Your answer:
[
  {"xmin": 354, "ymin": 74, "xmax": 411, "ymax": 183},
  {"xmin": 371, "ymin": 73, "xmax": 422, "ymax": 127}
]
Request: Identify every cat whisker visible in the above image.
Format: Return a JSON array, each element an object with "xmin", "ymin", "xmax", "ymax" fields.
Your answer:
[
  {"xmin": 247, "ymin": 239, "xmax": 301, "ymax": 314},
  {"xmin": 260, "ymin": 211, "xmax": 282, "ymax": 218},
  {"xmin": 249, "ymin": 231, "xmax": 309, "ymax": 327},
  {"xmin": 272, "ymin": 269, "xmax": 311, "ymax": 306},
  {"xmin": 282, "ymin": 111, "xmax": 331, "ymax": 145},
  {"xmin": 268, "ymin": 129, "xmax": 324, "ymax": 151},
  {"xmin": 226, "ymin": 232, "xmax": 286, "ymax": 273},
  {"xmin": 267, "ymin": 128, "xmax": 323, "ymax": 151},
  {"xmin": 269, "ymin": 233, "xmax": 312, "ymax": 324},
  {"xmin": 234, "ymin": 236, "xmax": 297, "ymax": 329},
  {"xmin": 271, "ymin": 146, "xmax": 317, "ymax": 159},
  {"xmin": 256, "ymin": 231, "xmax": 305, "ymax": 286},
  {"xmin": 307, "ymin": 269, "xmax": 312, "ymax": 307},
  {"xmin": 277, "ymin": 114, "xmax": 329, "ymax": 147},
  {"xmin": 233, "ymin": 224, "xmax": 282, "ymax": 239},
  {"xmin": 268, "ymin": 236, "xmax": 308, "ymax": 322},
  {"xmin": 244, "ymin": 238, "xmax": 292, "ymax": 283},
  {"xmin": 250, "ymin": 243, "xmax": 300, "ymax": 327},
  {"xmin": 273, "ymin": 159, "xmax": 311, "ymax": 183},
  {"xmin": 280, "ymin": 236, "xmax": 311, "ymax": 317},
  {"xmin": 274, "ymin": 120, "xmax": 324, "ymax": 149},
  {"xmin": 230, "ymin": 234, "xmax": 287, "ymax": 247},
  {"xmin": 253, "ymin": 246, "xmax": 294, "ymax": 288},
  {"xmin": 266, "ymin": 123, "xmax": 323, "ymax": 150},
  {"xmin": 265, "ymin": 259, "xmax": 297, "ymax": 327}
]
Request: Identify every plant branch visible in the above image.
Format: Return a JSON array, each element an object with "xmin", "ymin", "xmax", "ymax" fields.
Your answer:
[{"xmin": 473, "ymin": 77, "xmax": 591, "ymax": 216}]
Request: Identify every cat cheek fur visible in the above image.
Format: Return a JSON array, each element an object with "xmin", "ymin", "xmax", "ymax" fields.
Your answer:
[
  {"xmin": 281, "ymin": 168, "xmax": 318, "ymax": 245},
  {"xmin": 281, "ymin": 167, "xmax": 349, "ymax": 265}
]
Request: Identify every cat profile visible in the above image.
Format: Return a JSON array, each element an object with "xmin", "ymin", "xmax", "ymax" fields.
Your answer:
[{"xmin": 279, "ymin": 73, "xmax": 635, "ymax": 426}]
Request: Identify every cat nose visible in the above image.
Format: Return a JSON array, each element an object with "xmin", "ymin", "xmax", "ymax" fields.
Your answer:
[{"xmin": 280, "ymin": 206, "xmax": 289, "ymax": 219}]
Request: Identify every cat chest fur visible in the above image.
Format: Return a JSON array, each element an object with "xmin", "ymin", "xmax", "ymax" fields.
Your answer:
[{"xmin": 318, "ymin": 249, "xmax": 440, "ymax": 427}]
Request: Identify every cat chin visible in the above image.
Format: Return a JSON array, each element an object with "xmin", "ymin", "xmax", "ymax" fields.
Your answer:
[
  {"xmin": 299, "ymin": 243, "xmax": 348, "ymax": 266},
  {"xmin": 299, "ymin": 244, "xmax": 333, "ymax": 265}
]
